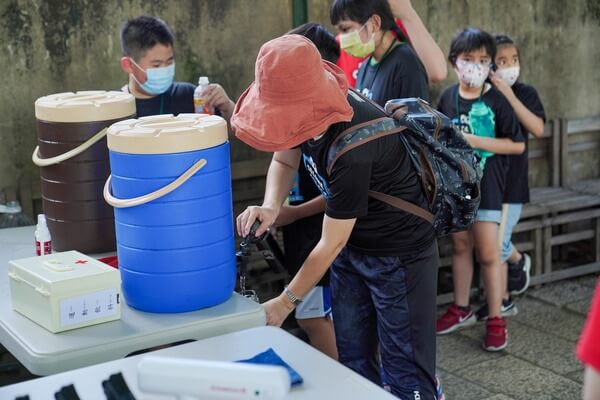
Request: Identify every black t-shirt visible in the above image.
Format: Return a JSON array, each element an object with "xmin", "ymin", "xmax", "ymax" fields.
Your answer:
[
  {"xmin": 438, "ymin": 84, "xmax": 524, "ymax": 210},
  {"xmin": 503, "ymin": 82, "xmax": 546, "ymax": 203},
  {"xmin": 356, "ymin": 42, "xmax": 430, "ymax": 106},
  {"xmin": 133, "ymin": 82, "xmax": 195, "ymax": 117},
  {"xmin": 300, "ymin": 90, "xmax": 435, "ymax": 258}
]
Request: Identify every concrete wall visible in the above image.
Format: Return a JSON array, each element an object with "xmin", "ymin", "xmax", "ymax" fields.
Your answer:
[
  {"xmin": 1, "ymin": 0, "xmax": 599, "ymax": 194},
  {"xmin": 0, "ymin": 0, "xmax": 291, "ymax": 193}
]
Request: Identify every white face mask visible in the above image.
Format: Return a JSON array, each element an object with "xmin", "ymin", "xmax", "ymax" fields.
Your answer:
[
  {"xmin": 496, "ymin": 66, "xmax": 520, "ymax": 87},
  {"xmin": 455, "ymin": 59, "xmax": 490, "ymax": 88}
]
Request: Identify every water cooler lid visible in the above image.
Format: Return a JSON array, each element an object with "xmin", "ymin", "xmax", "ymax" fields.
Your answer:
[
  {"xmin": 107, "ymin": 113, "xmax": 228, "ymax": 154},
  {"xmin": 35, "ymin": 91, "xmax": 136, "ymax": 123}
]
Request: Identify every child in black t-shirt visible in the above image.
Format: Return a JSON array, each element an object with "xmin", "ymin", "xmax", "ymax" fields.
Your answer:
[
  {"xmin": 331, "ymin": 0, "xmax": 429, "ymax": 104},
  {"xmin": 436, "ymin": 28, "xmax": 525, "ymax": 352},
  {"xmin": 118, "ymin": 16, "xmax": 235, "ymax": 121},
  {"xmin": 473, "ymin": 34, "xmax": 547, "ymax": 321}
]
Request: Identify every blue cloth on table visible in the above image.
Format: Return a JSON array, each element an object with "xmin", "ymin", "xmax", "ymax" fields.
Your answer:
[{"xmin": 237, "ymin": 348, "xmax": 303, "ymax": 386}]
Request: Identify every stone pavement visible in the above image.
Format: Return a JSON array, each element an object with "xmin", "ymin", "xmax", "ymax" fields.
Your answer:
[{"xmin": 437, "ymin": 273, "xmax": 599, "ymax": 400}]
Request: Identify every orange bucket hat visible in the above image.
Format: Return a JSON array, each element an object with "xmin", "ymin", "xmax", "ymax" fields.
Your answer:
[{"xmin": 232, "ymin": 34, "xmax": 354, "ymax": 152}]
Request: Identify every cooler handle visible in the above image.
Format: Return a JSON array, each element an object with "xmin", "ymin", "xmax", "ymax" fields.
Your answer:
[
  {"xmin": 8, "ymin": 270, "xmax": 50, "ymax": 297},
  {"xmin": 103, "ymin": 159, "xmax": 208, "ymax": 209},
  {"xmin": 32, "ymin": 127, "xmax": 108, "ymax": 167}
]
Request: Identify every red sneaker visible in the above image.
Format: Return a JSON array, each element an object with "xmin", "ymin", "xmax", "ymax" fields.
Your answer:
[
  {"xmin": 436, "ymin": 304, "xmax": 476, "ymax": 335},
  {"xmin": 483, "ymin": 317, "xmax": 508, "ymax": 351}
]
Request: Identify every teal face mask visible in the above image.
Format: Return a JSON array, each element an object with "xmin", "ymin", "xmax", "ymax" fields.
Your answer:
[{"xmin": 131, "ymin": 59, "xmax": 175, "ymax": 95}]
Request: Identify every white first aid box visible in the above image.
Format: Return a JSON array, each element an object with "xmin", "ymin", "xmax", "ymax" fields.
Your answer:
[{"xmin": 8, "ymin": 251, "xmax": 121, "ymax": 333}]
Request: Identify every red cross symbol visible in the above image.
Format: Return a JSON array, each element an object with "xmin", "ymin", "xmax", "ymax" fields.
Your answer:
[{"xmin": 75, "ymin": 260, "xmax": 88, "ymax": 265}]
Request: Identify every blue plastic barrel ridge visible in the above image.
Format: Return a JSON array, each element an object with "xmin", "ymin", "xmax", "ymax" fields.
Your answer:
[{"xmin": 106, "ymin": 115, "xmax": 235, "ymax": 313}]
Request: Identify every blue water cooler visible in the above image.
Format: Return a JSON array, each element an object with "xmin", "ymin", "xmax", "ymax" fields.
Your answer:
[{"xmin": 104, "ymin": 114, "xmax": 235, "ymax": 313}]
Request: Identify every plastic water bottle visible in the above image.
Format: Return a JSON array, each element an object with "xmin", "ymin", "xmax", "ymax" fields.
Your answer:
[
  {"xmin": 193, "ymin": 76, "xmax": 211, "ymax": 114},
  {"xmin": 35, "ymin": 214, "xmax": 52, "ymax": 256},
  {"xmin": 468, "ymin": 100, "xmax": 495, "ymax": 167}
]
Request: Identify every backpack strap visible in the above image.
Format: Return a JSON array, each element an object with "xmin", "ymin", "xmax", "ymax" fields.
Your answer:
[
  {"xmin": 326, "ymin": 117, "xmax": 407, "ymax": 175},
  {"xmin": 368, "ymin": 190, "xmax": 434, "ymax": 223},
  {"xmin": 325, "ymin": 91, "xmax": 435, "ymax": 225}
]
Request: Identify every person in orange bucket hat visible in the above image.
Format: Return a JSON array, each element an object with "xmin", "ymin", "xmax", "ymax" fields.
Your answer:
[
  {"xmin": 232, "ymin": 35, "xmax": 354, "ymax": 151},
  {"xmin": 233, "ymin": 34, "xmax": 439, "ymax": 399}
]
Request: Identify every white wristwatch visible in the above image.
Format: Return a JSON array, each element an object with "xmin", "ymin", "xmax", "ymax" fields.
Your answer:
[{"xmin": 284, "ymin": 286, "xmax": 303, "ymax": 306}]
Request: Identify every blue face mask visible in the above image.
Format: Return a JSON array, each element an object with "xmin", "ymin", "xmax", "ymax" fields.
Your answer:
[{"xmin": 131, "ymin": 59, "xmax": 175, "ymax": 95}]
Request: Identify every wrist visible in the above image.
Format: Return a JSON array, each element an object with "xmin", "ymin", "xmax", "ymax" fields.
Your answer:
[
  {"xmin": 278, "ymin": 292, "xmax": 296, "ymax": 311},
  {"xmin": 223, "ymin": 99, "xmax": 235, "ymax": 116},
  {"xmin": 262, "ymin": 202, "xmax": 281, "ymax": 217},
  {"xmin": 505, "ymin": 89, "xmax": 517, "ymax": 103},
  {"xmin": 464, "ymin": 133, "xmax": 478, "ymax": 148},
  {"xmin": 284, "ymin": 286, "xmax": 303, "ymax": 308}
]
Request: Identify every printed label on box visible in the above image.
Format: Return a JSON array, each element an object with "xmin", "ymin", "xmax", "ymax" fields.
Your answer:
[{"xmin": 60, "ymin": 288, "xmax": 119, "ymax": 327}]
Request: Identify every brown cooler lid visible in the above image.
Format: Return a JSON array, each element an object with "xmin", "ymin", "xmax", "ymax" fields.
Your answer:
[
  {"xmin": 35, "ymin": 91, "xmax": 136, "ymax": 123},
  {"xmin": 107, "ymin": 114, "xmax": 228, "ymax": 154}
]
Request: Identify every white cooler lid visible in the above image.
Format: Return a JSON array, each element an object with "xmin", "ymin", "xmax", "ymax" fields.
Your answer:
[
  {"xmin": 35, "ymin": 91, "xmax": 136, "ymax": 123},
  {"xmin": 107, "ymin": 113, "xmax": 228, "ymax": 154}
]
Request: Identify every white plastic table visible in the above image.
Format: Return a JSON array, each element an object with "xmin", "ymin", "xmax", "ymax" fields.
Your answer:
[
  {"xmin": 0, "ymin": 326, "xmax": 397, "ymax": 399},
  {"xmin": 0, "ymin": 226, "xmax": 266, "ymax": 375}
]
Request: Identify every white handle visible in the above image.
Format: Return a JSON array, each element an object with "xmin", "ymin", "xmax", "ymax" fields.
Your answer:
[
  {"xmin": 103, "ymin": 159, "xmax": 208, "ymax": 209},
  {"xmin": 32, "ymin": 128, "xmax": 108, "ymax": 167},
  {"xmin": 8, "ymin": 270, "xmax": 22, "ymax": 282},
  {"xmin": 9, "ymin": 270, "xmax": 50, "ymax": 296}
]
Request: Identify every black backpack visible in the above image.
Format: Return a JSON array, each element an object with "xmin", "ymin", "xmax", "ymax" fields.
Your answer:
[{"xmin": 326, "ymin": 94, "xmax": 482, "ymax": 236}]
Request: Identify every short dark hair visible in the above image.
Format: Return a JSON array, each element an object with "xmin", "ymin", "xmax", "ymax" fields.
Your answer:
[
  {"xmin": 120, "ymin": 16, "xmax": 174, "ymax": 61},
  {"xmin": 330, "ymin": 0, "xmax": 407, "ymax": 42},
  {"xmin": 287, "ymin": 23, "xmax": 340, "ymax": 64},
  {"xmin": 494, "ymin": 34, "xmax": 515, "ymax": 47},
  {"xmin": 448, "ymin": 27, "xmax": 496, "ymax": 66},
  {"xmin": 494, "ymin": 33, "xmax": 520, "ymax": 58}
]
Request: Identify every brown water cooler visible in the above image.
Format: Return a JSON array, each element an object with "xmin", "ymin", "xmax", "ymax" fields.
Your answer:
[{"xmin": 33, "ymin": 91, "xmax": 136, "ymax": 253}]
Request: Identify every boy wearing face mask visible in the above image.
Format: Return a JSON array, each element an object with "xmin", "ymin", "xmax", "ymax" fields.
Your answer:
[
  {"xmin": 119, "ymin": 16, "xmax": 235, "ymax": 122},
  {"xmin": 473, "ymin": 34, "xmax": 547, "ymax": 321},
  {"xmin": 435, "ymin": 27, "xmax": 525, "ymax": 352}
]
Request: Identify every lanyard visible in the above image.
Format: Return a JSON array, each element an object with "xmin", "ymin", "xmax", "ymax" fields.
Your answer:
[{"xmin": 357, "ymin": 39, "xmax": 398, "ymax": 92}]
